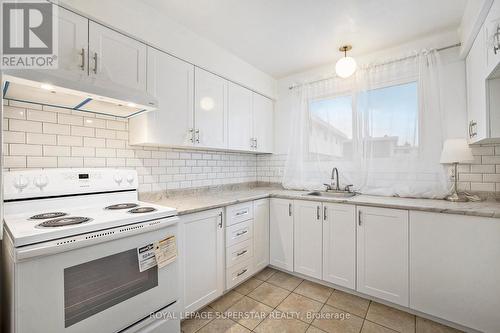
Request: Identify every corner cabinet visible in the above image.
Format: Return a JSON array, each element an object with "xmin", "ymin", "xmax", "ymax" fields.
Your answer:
[
  {"xmin": 180, "ymin": 209, "xmax": 224, "ymax": 313},
  {"xmin": 410, "ymin": 211, "xmax": 500, "ymax": 333},
  {"xmin": 129, "ymin": 48, "xmax": 194, "ymax": 147},
  {"xmin": 356, "ymin": 206, "xmax": 409, "ymax": 306},
  {"xmin": 252, "ymin": 93, "xmax": 274, "ymax": 153},
  {"xmin": 269, "ymin": 198, "xmax": 294, "ymax": 271},
  {"xmin": 228, "ymin": 83, "xmax": 253, "ymax": 151}
]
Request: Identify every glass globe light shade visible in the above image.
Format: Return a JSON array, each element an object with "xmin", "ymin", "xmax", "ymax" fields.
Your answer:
[{"xmin": 335, "ymin": 56, "xmax": 357, "ymax": 78}]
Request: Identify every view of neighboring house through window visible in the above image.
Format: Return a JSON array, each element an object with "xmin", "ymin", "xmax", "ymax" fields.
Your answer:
[{"xmin": 309, "ymin": 81, "xmax": 418, "ymax": 159}]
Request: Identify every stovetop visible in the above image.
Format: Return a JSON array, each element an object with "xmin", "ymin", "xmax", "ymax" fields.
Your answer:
[{"xmin": 4, "ymin": 197, "xmax": 176, "ymax": 247}]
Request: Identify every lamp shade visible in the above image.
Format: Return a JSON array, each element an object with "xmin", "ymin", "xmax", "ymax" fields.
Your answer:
[{"xmin": 440, "ymin": 138, "xmax": 474, "ymax": 164}]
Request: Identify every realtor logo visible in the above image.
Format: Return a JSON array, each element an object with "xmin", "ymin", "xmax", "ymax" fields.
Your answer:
[{"xmin": 1, "ymin": 1, "xmax": 58, "ymax": 69}]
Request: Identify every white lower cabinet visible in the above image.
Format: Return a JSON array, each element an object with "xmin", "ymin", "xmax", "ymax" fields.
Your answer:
[
  {"xmin": 181, "ymin": 209, "xmax": 224, "ymax": 313},
  {"xmin": 293, "ymin": 200, "xmax": 323, "ymax": 279},
  {"xmin": 253, "ymin": 199, "xmax": 270, "ymax": 272},
  {"xmin": 410, "ymin": 211, "xmax": 500, "ymax": 333},
  {"xmin": 322, "ymin": 203, "xmax": 356, "ymax": 289},
  {"xmin": 356, "ymin": 206, "xmax": 409, "ymax": 306},
  {"xmin": 270, "ymin": 198, "xmax": 294, "ymax": 271}
]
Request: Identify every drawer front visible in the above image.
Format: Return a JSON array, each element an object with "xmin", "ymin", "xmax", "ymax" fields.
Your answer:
[
  {"xmin": 226, "ymin": 220, "xmax": 253, "ymax": 247},
  {"xmin": 226, "ymin": 258, "xmax": 254, "ymax": 290},
  {"xmin": 226, "ymin": 239, "xmax": 253, "ymax": 268},
  {"xmin": 226, "ymin": 202, "xmax": 254, "ymax": 226}
]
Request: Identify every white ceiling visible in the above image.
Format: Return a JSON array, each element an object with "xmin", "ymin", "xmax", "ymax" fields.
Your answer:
[{"xmin": 142, "ymin": 0, "xmax": 467, "ymax": 78}]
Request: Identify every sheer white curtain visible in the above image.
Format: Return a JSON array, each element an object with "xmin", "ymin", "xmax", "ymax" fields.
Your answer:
[{"xmin": 282, "ymin": 50, "xmax": 450, "ymax": 198}]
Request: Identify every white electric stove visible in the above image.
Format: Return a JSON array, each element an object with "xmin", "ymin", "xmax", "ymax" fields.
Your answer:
[{"xmin": 2, "ymin": 168, "xmax": 181, "ymax": 333}]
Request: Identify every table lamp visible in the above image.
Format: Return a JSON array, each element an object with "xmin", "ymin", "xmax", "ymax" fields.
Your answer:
[{"xmin": 440, "ymin": 138, "xmax": 474, "ymax": 202}]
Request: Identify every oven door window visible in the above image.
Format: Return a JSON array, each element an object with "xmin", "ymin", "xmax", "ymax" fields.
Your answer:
[{"xmin": 64, "ymin": 248, "xmax": 158, "ymax": 327}]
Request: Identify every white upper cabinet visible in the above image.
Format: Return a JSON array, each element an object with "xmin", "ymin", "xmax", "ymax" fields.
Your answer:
[
  {"xmin": 485, "ymin": 0, "xmax": 500, "ymax": 75},
  {"xmin": 89, "ymin": 22, "xmax": 147, "ymax": 92},
  {"xmin": 53, "ymin": 7, "xmax": 88, "ymax": 81},
  {"xmin": 322, "ymin": 203, "xmax": 356, "ymax": 290},
  {"xmin": 129, "ymin": 48, "xmax": 194, "ymax": 146},
  {"xmin": 228, "ymin": 83, "xmax": 253, "ymax": 151},
  {"xmin": 252, "ymin": 93, "xmax": 274, "ymax": 153},
  {"xmin": 270, "ymin": 198, "xmax": 294, "ymax": 271},
  {"xmin": 357, "ymin": 206, "xmax": 409, "ymax": 306},
  {"xmin": 253, "ymin": 199, "xmax": 270, "ymax": 272},
  {"xmin": 194, "ymin": 68, "xmax": 228, "ymax": 149},
  {"xmin": 293, "ymin": 200, "xmax": 323, "ymax": 279},
  {"xmin": 466, "ymin": 24, "xmax": 488, "ymax": 142}
]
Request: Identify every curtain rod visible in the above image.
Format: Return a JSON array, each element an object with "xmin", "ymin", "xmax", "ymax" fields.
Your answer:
[{"xmin": 288, "ymin": 43, "xmax": 461, "ymax": 90}]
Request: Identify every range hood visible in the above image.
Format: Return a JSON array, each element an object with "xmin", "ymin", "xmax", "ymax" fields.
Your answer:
[{"xmin": 2, "ymin": 74, "xmax": 157, "ymax": 118}]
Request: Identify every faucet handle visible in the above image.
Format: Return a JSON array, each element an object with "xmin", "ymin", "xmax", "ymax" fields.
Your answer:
[
  {"xmin": 344, "ymin": 184, "xmax": 354, "ymax": 193},
  {"xmin": 323, "ymin": 183, "xmax": 332, "ymax": 191}
]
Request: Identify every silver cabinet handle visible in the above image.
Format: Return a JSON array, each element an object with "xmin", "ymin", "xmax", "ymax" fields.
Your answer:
[
  {"xmin": 237, "ymin": 268, "xmax": 248, "ymax": 277},
  {"xmin": 323, "ymin": 206, "xmax": 327, "ymax": 220},
  {"xmin": 288, "ymin": 203, "xmax": 292, "ymax": 216},
  {"xmin": 188, "ymin": 128, "xmax": 194, "ymax": 143},
  {"xmin": 494, "ymin": 26, "xmax": 500, "ymax": 55},
  {"xmin": 235, "ymin": 230, "xmax": 248, "ymax": 237},
  {"xmin": 195, "ymin": 129, "xmax": 200, "ymax": 143},
  {"xmin": 93, "ymin": 52, "xmax": 98, "ymax": 74},
  {"xmin": 316, "ymin": 206, "xmax": 321, "ymax": 220},
  {"xmin": 254, "ymin": 138, "xmax": 258, "ymax": 149},
  {"xmin": 235, "ymin": 210, "xmax": 248, "ymax": 216},
  {"xmin": 470, "ymin": 121, "xmax": 477, "ymax": 138},
  {"xmin": 218, "ymin": 212, "xmax": 223, "ymax": 229},
  {"xmin": 358, "ymin": 210, "xmax": 362, "ymax": 226},
  {"xmin": 80, "ymin": 48, "xmax": 85, "ymax": 71},
  {"xmin": 236, "ymin": 250, "xmax": 247, "ymax": 257}
]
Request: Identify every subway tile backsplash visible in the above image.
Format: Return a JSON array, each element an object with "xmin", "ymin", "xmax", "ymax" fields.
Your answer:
[
  {"xmin": 5, "ymin": 100, "xmax": 500, "ymax": 194},
  {"xmin": 2, "ymin": 101, "xmax": 259, "ymax": 193}
]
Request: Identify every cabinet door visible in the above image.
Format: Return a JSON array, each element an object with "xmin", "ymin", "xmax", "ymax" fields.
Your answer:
[
  {"xmin": 253, "ymin": 199, "xmax": 270, "ymax": 272},
  {"xmin": 53, "ymin": 7, "xmax": 89, "ymax": 81},
  {"xmin": 129, "ymin": 48, "xmax": 194, "ymax": 146},
  {"xmin": 194, "ymin": 68, "xmax": 228, "ymax": 149},
  {"xmin": 357, "ymin": 206, "xmax": 409, "ymax": 306},
  {"xmin": 89, "ymin": 22, "xmax": 147, "ymax": 92},
  {"xmin": 293, "ymin": 200, "xmax": 323, "ymax": 279},
  {"xmin": 410, "ymin": 211, "xmax": 500, "ymax": 333},
  {"xmin": 253, "ymin": 93, "xmax": 274, "ymax": 153},
  {"xmin": 322, "ymin": 203, "xmax": 356, "ymax": 289},
  {"xmin": 228, "ymin": 83, "xmax": 253, "ymax": 151},
  {"xmin": 485, "ymin": 0, "xmax": 500, "ymax": 75},
  {"xmin": 269, "ymin": 198, "xmax": 294, "ymax": 271},
  {"xmin": 181, "ymin": 209, "xmax": 224, "ymax": 313},
  {"xmin": 466, "ymin": 25, "xmax": 488, "ymax": 143}
]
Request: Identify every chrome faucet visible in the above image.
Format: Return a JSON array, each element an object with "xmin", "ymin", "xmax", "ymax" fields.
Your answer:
[{"xmin": 331, "ymin": 167, "xmax": 340, "ymax": 191}]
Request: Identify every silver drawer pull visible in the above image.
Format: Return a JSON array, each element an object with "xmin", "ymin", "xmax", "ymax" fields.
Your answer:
[
  {"xmin": 237, "ymin": 269, "xmax": 248, "ymax": 277},
  {"xmin": 235, "ymin": 210, "xmax": 248, "ymax": 216},
  {"xmin": 235, "ymin": 230, "xmax": 248, "ymax": 237},
  {"xmin": 236, "ymin": 250, "xmax": 248, "ymax": 257}
]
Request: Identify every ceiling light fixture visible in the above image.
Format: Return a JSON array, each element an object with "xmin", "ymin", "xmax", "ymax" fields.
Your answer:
[
  {"xmin": 40, "ymin": 83, "xmax": 54, "ymax": 91},
  {"xmin": 127, "ymin": 102, "xmax": 137, "ymax": 108},
  {"xmin": 335, "ymin": 45, "xmax": 357, "ymax": 78}
]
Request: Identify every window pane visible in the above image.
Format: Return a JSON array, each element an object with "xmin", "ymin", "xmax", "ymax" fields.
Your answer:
[
  {"xmin": 309, "ymin": 95, "xmax": 353, "ymax": 157},
  {"xmin": 360, "ymin": 82, "xmax": 418, "ymax": 156}
]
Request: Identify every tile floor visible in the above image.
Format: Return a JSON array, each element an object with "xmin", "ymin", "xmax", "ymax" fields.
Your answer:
[{"xmin": 181, "ymin": 267, "xmax": 464, "ymax": 333}]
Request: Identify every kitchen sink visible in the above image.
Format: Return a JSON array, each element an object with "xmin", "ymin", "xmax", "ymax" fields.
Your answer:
[{"xmin": 304, "ymin": 191, "xmax": 357, "ymax": 198}]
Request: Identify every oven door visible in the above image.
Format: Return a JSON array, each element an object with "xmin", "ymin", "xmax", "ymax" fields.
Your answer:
[{"xmin": 12, "ymin": 221, "xmax": 178, "ymax": 333}]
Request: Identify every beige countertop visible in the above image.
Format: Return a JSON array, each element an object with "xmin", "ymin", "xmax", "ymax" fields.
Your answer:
[{"xmin": 141, "ymin": 186, "xmax": 500, "ymax": 218}]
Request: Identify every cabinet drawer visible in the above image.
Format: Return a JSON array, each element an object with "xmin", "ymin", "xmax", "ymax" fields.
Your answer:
[
  {"xmin": 226, "ymin": 202, "xmax": 254, "ymax": 226},
  {"xmin": 226, "ymin": 220, "xmax": 253, "ymax": 247},
  {"xmin": 226, "ymin": 258, "xmax": 254, "ymax": 290},
  {"xmin": 226, "ymin": 239, "xmax": 253, "ymax": 268}
]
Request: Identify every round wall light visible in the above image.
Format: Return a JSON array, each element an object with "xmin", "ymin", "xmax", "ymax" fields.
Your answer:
[
  {"xmin": 335, "ymin": 45, "xmax": 357, "ymax": 78},
  {"xmin": 200, "ymin": 97, "xmax": 215, "ymax": 111}
]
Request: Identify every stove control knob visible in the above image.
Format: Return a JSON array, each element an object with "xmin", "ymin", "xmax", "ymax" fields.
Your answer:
[
  {"xmin": 34, "ymin": 175, "xmax": 49, "ymax": 190},
  {"xmin": 127, "ymin": 174, "xmax": 135, "ymax": 184},
  {"xmin": 114, "ymin": 174, "xmax": 123, "ymax": 185},
  {"xmin": 13, "ymin": 175, "xmax": 29, "ymax": 192}
]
